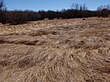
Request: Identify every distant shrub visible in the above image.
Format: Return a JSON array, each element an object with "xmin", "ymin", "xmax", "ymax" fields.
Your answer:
[
  {"xmin": 0, "ymin": 1, "xmax": 110, "ymax": 25},
  {"xmin": 7, "ymin": 11, "xmax": 41, "ymax": 25},
  {"xmin": 0, "ymin": 10, "xmax": 41, "ymax": 25}
]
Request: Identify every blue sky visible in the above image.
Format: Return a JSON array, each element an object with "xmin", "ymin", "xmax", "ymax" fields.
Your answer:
[{"xmin": 5, "ymin": 0, "xmax": 110, "ymax": 11}]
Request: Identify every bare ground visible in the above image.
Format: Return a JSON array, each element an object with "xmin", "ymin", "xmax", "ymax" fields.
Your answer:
[{"xmin": 0, "ymin": 17, "xmax": 110, "ymax": 82}]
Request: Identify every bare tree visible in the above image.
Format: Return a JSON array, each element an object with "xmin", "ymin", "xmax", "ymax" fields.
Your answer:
[
  {"xmin": 82, "ymin": 4, "xmax": 88, "ymax": 10},
  {"xmin": 97, "ymin": 4, "xmax": 110, "ymax": 11},
  {"xmin": 0, "ymin": 0, "xmax": 5, "ymax": 11},
  {"xmin": 71, "ymin": 3, "xmax": 88, "ymax": 10},
  {"xmin": 71, "ymin": 3, "xmax": 79, "ymax": 10}
]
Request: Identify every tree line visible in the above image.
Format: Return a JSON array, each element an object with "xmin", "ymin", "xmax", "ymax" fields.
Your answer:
[{"xmin": 0, "ymin": 0, "xmax": 110, "ymax": 25}]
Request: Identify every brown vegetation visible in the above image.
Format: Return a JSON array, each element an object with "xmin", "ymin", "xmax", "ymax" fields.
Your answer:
[{"xmin": 0, "ymin": 17, "xmax": 110, "ymax": 82}]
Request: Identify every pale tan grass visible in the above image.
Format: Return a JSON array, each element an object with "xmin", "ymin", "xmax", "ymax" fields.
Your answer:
[{"xmin": 0, "ymin": 17, "xmax": 110, "ymax": 82}]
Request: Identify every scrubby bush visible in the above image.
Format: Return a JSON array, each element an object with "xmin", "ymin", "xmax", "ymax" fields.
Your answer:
[
  {"xmin": 6, "ymin": 10, "xmax": 41, "ymax": 25},
  {"xmin": 0, "ymin": 10, "xmax": 41, "ymax": 25},
  {"xmin": 1, "ymin": 1, "xmax": 110, "ymax": 25}
]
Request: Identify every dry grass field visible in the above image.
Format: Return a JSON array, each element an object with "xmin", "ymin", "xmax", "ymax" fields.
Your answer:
[{"xmin": 0, "ymin": 17, "xmax": 110, "ymax": 82}]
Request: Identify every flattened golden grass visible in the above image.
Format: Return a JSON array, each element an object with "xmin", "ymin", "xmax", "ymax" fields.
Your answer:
[{"xmin": 0, "ymin": 17, "xmax": 110, "ymax": 82}]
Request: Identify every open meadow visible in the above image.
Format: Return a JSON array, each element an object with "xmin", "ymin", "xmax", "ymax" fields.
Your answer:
[{"xmin": 0, "ymin": 17, "xmax": 110, "ymax": 82}]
